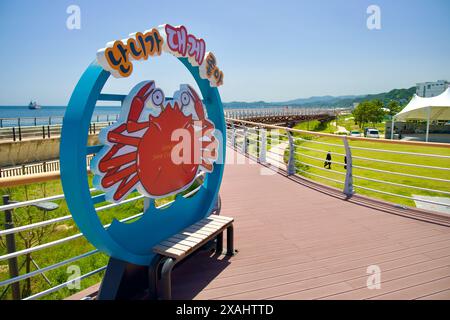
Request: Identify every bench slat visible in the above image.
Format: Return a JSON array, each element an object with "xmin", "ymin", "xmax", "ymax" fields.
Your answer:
[
  {"xmin": 184, "ymin": 227, "xmax": 215, "ymax": 236},
  {"xmin": 180, "ymin": 231, "xmax": 208, "ymax": 240},
  {"xmin": 193, "ymin": 219, "xmax": 228, "ymax": 228},
  {"xmin": 163, "ymin": 238, "xmax": 198, "ymax": 248},
  {"xmin": 189, "ymin": 224, "xmax": 221, "ymax": 233},
  {"xmin": 153, "ymin": 245, "xmax": 186, "ymax": 258},
  {"xmin": 209, "ymin": 215, "xmax": 233, "ymax": 222},
  {"xmin": 160, "ymin": 241, "xmax": 193, "ymax": 251},
  {"xmin": 170, "ymin": 234, "xmax": 205, "ymax": 244}
]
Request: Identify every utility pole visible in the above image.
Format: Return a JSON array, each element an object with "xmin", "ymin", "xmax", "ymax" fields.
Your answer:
[{"xmin": 2, "ymin": 195, "xmax": 20, "ymax": 300}]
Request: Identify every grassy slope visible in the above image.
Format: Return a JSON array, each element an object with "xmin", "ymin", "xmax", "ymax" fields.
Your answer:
[
  {"xmin": 243, "ymin": 118, "xmax": 449, "ymax": 207},
  {"xmin": 287, "ymin": 117, "xmax": 450, "ymax": 206}
]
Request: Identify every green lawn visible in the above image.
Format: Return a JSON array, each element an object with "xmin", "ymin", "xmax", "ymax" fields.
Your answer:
[
  {"xmin": 335, "ymin": 115, "xmax": 386, "ymax": 134},
  {"xmin": 241, "ymin": 120, "xmax": 450, "ymax": 208},
  {"xmin": 288, "ymin": 134, "xmax": 450, "ymax": 206}
]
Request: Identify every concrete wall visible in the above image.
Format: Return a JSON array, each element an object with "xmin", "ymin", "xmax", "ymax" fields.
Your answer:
[{"xmin": 0, "ymin": 135, "xmax": 99, "ymax": 167}]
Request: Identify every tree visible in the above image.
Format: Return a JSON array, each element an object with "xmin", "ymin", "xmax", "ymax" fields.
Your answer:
[
  {"xmin": 367, "ymin": 99, "xmax": 385, "ymax": 125},
  {"xmin": 352, "ymin": 99, "xmax": 385, "ymax": 128},
  {"xmin": 386, "ymin": 100, "xmax": 402, "ymax": 117}
]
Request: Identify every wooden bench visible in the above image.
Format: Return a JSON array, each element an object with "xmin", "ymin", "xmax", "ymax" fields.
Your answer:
[{"xmin": 150, "ymin": 214, "xmax": 235, "ymax": 300}]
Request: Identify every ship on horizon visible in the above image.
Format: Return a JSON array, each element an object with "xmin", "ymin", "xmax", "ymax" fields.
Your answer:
[{"xmin": 28, "ymin": 100, "xmax": 41, "ymax": 109}]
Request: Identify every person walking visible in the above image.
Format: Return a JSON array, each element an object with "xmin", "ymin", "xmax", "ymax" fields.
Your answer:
[{"xmin": 324, "ymin": 151, "xmax": 332, "ymax": 169}]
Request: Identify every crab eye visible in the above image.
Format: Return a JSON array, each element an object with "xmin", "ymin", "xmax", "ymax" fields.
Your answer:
[
  {"xmin": 181, "ymin": 92, "xmax": 190, "ymax": 106},
  {"xmin": 151, "ymin": 89, "xmax": 164, "ymax": 106}
]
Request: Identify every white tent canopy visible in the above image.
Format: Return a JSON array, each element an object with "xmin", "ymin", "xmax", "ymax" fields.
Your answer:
[{"xmin": 392, "ymin": 87, "xmax": 450, "ymax": 141}]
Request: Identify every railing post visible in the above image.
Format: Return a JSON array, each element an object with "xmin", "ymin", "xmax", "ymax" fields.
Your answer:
[
  {"xmin": 18, "ymin": 125, "xmax": 22, "ymax": 141},
  {"xmin": 12, "ymin": 127, "xmax": 16, "ymax": 142},
  {"xmin": 343, "ymin": 136, "xmax": 354, "ymax": 197},
  {"xmin": 256, "ymin": 127, "xmax": 260, "ymax": 160},
  {"xmin": 2, "ymin": 195, "xmax": 21, "ymax": 300},
  {"xmin": 42, "ymin": 126, "xmax": 45, "ymax": 139},
  {"xmin": 241, "ymin": 126, "xmax": 247, "ymax": 154},
  {"xmin": 231, "ymin": 124, "xmax": 236, "ymax": 148},
  {"xmin": 259, "ymin": 128, "xmax": 267, "ymax": 163},
  {"xmin": 47, "ymin": 125, "xmax": 50, "ymax": 138},
  {"xmin": 287, "ymin": 130, "xmax": 296, "ymax": 175}
]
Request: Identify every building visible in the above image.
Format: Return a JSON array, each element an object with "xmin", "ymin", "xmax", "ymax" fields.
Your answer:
[{"xmin": 416, "ymin": 80, "xmax": 449, "ymax": 97}]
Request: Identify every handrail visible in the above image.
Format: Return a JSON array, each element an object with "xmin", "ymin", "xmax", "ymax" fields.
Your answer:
[
  {"xmin": 227, "ymin": 118, "xmax": 450, "ymax": 212},
  {"xmin": 227, "ymin": 117, "xmax": 450, "ymax": 148}
]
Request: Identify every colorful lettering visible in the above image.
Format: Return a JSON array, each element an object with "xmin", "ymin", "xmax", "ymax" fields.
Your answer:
[
  {"xmin": 97, "ymin": 24, "xmax": 223, "ymax": 86},
  {"xmin": 103, "ymin": 28, "xmax": 163, "ymax": 77}
]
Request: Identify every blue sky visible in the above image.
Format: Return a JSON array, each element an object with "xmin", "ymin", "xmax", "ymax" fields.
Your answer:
[{"xmin": 0, "ymin": 0, "xmax": 449, "ymax": 105}]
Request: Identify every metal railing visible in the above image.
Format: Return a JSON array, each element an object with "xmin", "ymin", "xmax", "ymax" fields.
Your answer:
[
  {"xmin": 0, "ymin": 115, "xmax": 119, "ymax": 141},
  {"xmin": 0, "ymin": 114, "xmax": 120, "ymax": 128},
  {"xmin": 224, "ymin": 107, "xmax": 339, "ymax": 120},
  {"xmin": 226, "ymin": 118, "xmax": 450, "ymax": 209},
  {"xmin": 0, "ymin": 155, "xmax": 95, "ymax": 179},
  {"xmin": 0, "ymin": 170, "xmax": 205, "ymax": 300}
]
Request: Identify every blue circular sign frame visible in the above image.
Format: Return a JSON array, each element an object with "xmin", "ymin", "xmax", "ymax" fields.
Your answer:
[{"xmin": 61, "ymin": 57, "xmax": 226, "ymax": 266}]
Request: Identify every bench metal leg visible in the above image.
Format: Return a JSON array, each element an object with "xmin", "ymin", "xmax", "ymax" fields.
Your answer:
[
  {"xmin": 216, "ymin": 232, "xmax": 223, "ymax": 254},
  {"xmin": 148, "ymin": 255, "xmax": 162, "ymax": 300},
  {"xmin": 226, "ymin": 225, "xmax": 235, "ymax": 256},
  {"xmin": 159, "ymin": 257, "xmax": 175, "ymax": 300}
]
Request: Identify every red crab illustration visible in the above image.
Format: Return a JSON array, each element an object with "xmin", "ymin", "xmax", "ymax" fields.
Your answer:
[{"xmin": 96, "ymin": 81, "xmax": 218, "ymax": 201}]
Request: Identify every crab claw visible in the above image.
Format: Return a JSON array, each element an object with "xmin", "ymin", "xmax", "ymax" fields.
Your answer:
[
  {"xmin": 127, "ymin": 81, "xmax": 155, "ymax": 132},
  {"xmin": 187, "ymin": 85, "xmax": 206, "ymax": 121}
]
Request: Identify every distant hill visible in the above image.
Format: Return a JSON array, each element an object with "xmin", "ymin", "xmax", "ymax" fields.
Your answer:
[
  {"xmin": 223, "ymin": 87, "xmax": 416, "ymax": 109},
  {"xmin": 281, "ymin": 95, "xmax": 360, "ymax": 106}
]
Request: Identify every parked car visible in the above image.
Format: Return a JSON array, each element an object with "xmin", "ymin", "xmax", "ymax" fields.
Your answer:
[
  {"xmin": 350, "ymin": 130, "xmax": 362, "ymax": 137},
  {"xmin": 365, "ymin": 128, "xmax": 380, "ymax": 138}
]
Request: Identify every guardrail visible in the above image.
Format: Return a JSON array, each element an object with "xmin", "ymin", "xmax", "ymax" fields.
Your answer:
[
  {"xmin": 0, "ymin": 155, "xmax": 95, "ymax": 179},
  {"xmin": 226, "ymin": 118, "xmax": 450, "ymax": 210},
  {"xmin": 0, "ymin": 171, "xmax": 206, "ymax": 300},
  {"xmin": 224, "ymin": 107, "xmax": 339, "ymax": 120},
  {"xmin": 1, "ymin": 117, "xmax": 449, "ymax": 300},
  {"xmin": 0, "ymin": 114, "xmax": 120, "ymax": 128},
  {"xmin": 0, "ymin": 121, "xmax": 115, "ymax": 142}
]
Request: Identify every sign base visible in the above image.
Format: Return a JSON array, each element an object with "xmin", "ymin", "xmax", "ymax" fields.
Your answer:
[{"xmin": 97, "ymin": 257, "xmax": 159, "ymax": 300}]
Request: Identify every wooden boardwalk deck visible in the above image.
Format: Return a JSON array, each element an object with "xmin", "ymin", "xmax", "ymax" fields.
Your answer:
[{"xmin": 169, "ymin": 148, "xmax": 450, "ymax": 300}]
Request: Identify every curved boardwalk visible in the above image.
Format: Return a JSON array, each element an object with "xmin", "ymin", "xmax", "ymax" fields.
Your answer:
[{"xmin": 171, "ymin": 148, "xmax": 450, "ymax": 300}]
